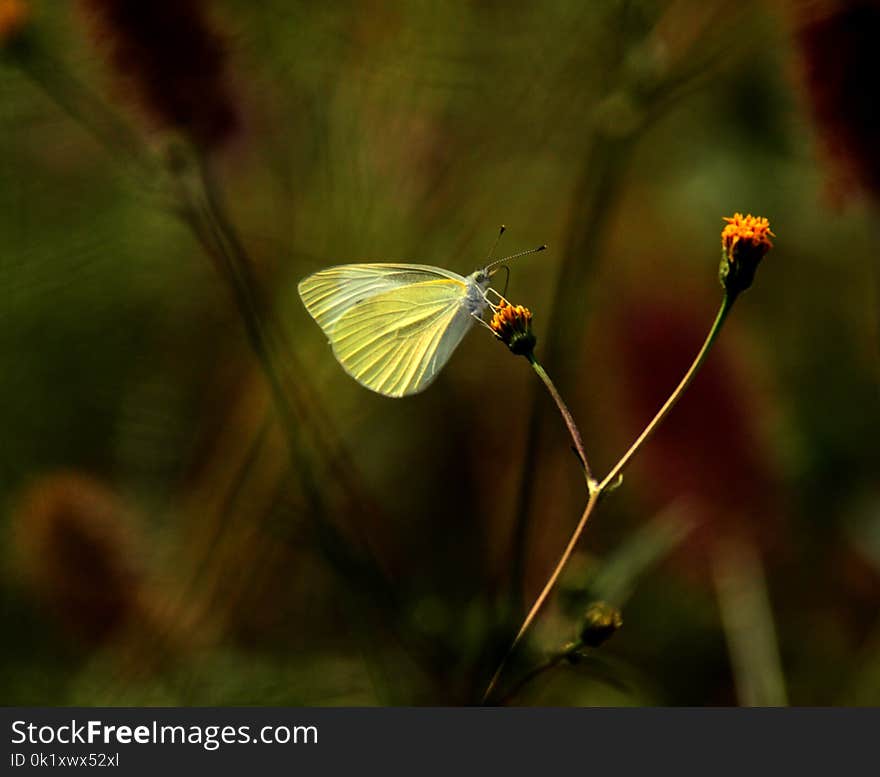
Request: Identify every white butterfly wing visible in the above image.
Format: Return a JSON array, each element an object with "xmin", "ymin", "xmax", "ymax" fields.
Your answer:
[
  {"xmin": 305, "ymin": 273, "xmax": 476, "ymax": 397},
  {"xmin": 332, "ymin": 282, "xmax": 475, "ymax": 397},
  {"xmin": 298, "ymin": 263, "xmax": 466, "ymax": 332},
  {"xmin": 298, "ymin": 264, "xmax": 479, "ymax": 397}
]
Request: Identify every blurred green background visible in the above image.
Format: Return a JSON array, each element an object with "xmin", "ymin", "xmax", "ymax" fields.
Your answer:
[{"xmin": 1, "ymin": 0, "xmax": 878, "ymax": 706}]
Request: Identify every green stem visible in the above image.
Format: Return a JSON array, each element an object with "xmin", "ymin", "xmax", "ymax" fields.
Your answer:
[
  {"xmin": 596, "ymin": 292, "xmax": 734, "ymax": 492},
  {"xmin": 483, "ymin": 293, "xmax": 734, "ymax": 703},
  {"xmin": 508, "ymin": 132, "xmax": 635, "ymax": 609},
  {"xmin": 497, "ymin": 645, "xmax": 579, "ymax": 705},
  {"xmin": 527, "ymin": 354, "xmax": 593, "ymax": 484},
  {"xmin": 483, "ymin": 489, "xmax": 599, "ymax": 703}
]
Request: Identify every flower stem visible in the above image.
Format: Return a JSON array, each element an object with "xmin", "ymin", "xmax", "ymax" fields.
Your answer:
[
  {"xmin": 483, "ymin": 488, "xmax": 599, "ymax": 703},
  {"xmin": 496, "ymin": 643, "xmax": 580, "ymax": 705},
  {"xmin": 527, "ymin": 353, "xmax": 594, "ymax": 484},
  {"xmin": 596, "ymin": 292, "xmax": 734, "ymax": 492},
  {"xmin": 483, "ymin": 293, "xmax": 735, "ymax": 703},
  {"xmin": 508, "ymin": 133, "xmax": 632, "ymax": 607}
]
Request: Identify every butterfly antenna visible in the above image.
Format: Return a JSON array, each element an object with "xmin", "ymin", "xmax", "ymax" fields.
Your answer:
[
  {"xmin": 486, "ymin": 224, "xmax": 507, "ymax": 263},
  {"xmin": 486, "ymin": 243, "xmax": 547, "ymax": 273},
  {"xmin": 498, "ymin": 264, "xmax": 510, "ymax": 297}
]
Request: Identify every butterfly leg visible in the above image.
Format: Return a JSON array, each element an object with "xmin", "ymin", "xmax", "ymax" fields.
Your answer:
[
  {"xmin": 482, "ymin": 286, "xmax": 509, "ymax": 312},
  {"xmin": 471, "ymin": 311, "xmax": 497, "ymax": 333}
]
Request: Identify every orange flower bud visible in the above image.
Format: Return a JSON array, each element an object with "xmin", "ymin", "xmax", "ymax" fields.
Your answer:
[
  {"xmin": 720, "ymin": 213, "xmax": 774, "ymax": 297},
  {"xmin": 489, "ymin": 299, "xmax": 537, "ymax": 356}
]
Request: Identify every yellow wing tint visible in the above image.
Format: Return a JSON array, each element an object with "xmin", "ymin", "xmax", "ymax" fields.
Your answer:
[
  {"xmin": 298, "ymin": 263, "xmax": 463, "ymax": 332},
  {"xmin": 329, "ymin": 279, "xmax": 474, "ymax": 397}
]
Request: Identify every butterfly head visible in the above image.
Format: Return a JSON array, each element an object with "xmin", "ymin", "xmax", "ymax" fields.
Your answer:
[{"xmin": 472, "ymin": 268, "xmax": 491, "ymax": 288}]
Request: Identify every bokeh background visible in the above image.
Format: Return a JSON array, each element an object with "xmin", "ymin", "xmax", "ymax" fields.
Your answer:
[{"xmin": 1, "ymin": 0, "xmax": 879, "ymax": 706}]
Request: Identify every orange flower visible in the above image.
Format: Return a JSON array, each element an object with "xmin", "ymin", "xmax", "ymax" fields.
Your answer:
[
  {"xmin": 720, "ymin": 213, "xmax": 774, "ymax": 297},
  {"xmin": 489, "ymin": 298, "xmax": 536, "ymax": 355},
  {"xmin": 0, "ymin": 0, "xmax": 30, "ymax": 46},
  {"xmin": 721, "ymin": 213, "xmax": 774, "ymax": 262}
]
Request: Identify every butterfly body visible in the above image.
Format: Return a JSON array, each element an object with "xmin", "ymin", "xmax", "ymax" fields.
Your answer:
[{"xmin": 298, "ymin": 263, "xmax": 492, "ymax": 398}]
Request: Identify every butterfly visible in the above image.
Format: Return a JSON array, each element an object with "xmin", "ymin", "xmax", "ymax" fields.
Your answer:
[{"xmin": 298, "ymin": 231, "xmax": 545, "ymax": 397}]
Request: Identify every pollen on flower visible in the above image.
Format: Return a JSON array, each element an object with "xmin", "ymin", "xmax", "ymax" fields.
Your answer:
[
  {"xmin": 489, "ymin": 298, "xmax": 536, "ymax": 356},
  {"xmin": 0, "ymin": 0, "xmax": 30, "ymax": 46},
  {"xmin": 721, "ymin": 213, "xmax": 774, "ymax": 262},
  {"xmin": 719, "ymin": 213, "xmax": 774, "ymax": 297}
]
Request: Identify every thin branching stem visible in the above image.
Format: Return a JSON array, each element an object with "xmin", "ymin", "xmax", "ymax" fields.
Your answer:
[
  {"xmin": 596, "ymin": 293, "xmax": 734, "ymax": 492},
  {"xmin": 508, "ymin": 133, "xmax": 632, "ymax": 604},
  {"xmin": 496, "ymin": 646, "xmax": 577, "ymax": 706},
  {"xmin": 506, "ymin": 16, "xmax": 727, "ymax": 610},
  {"xmin": 527, "ymin": 354, "xmax": 593, "ymax": 483},
  {"xmin": 483, "ymin": 293, "xmax": 735, "ymax": 703},
  {"xmin": 483, "ymin": 489, "xmax": 599, "ymax": 703}
]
